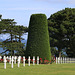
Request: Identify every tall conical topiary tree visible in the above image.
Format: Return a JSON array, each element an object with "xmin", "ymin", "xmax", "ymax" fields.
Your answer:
[{"xmin": 26, "ymin": 14, "xmax": 51, "ymax": 61}]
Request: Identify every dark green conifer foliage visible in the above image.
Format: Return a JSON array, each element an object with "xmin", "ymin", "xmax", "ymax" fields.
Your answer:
[{"xmin": 26, "ymin": 14, "xmax": 51, "ymax": 61}]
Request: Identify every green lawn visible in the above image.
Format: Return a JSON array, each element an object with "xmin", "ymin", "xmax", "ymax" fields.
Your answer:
[{"xmin": 0, "ymin": 63, "xmax": 75, "ymax": 75}]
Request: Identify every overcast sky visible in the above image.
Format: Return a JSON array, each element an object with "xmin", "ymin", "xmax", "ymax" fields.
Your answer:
[{"xmin": 0, "ymin": 0, "xmax": 75, "ymax": 27}]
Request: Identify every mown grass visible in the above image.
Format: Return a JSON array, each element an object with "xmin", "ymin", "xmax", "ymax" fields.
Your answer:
[{"xmin": 0, "ymin": 63, "xmax": 75, "ymax": 75}]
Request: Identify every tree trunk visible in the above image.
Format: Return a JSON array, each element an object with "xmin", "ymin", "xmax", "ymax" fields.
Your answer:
[
  {"xmin": 19, "ymin": 34, "xmax": 21, "ymax": 42},
  {"xmin": 59, "ymin": 51, "xmax": 61, "ymax": 58},
  {"xmin": 58, "ymin": 48, "xmax": 62, "ymax": 57},
  {"xmin": 10, "ymin": 32, "xmax": 14, "ymax": 56}
]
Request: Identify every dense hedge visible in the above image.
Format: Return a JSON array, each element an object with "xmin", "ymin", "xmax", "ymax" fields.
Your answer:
[{"xmin": 26, "ymin": 14, "xmax": 51, "ymax": 61}]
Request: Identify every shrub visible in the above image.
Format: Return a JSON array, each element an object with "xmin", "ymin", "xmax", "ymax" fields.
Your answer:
[{"xmin": 26, "ymin": 14, "xmax": 51, "ymax": 61}]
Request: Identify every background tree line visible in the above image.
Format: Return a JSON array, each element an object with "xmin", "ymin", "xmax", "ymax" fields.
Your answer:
[
  {"xmin": 0, "ymin": 15, "xmax": 28, "ymax": 56},
  {"xmin": 0, "ymin": 8, "xmax": 75, "ymax": 57},
  {"xmin": 48, "ymin": 8, "xmax": 75, "ymax": 57}
]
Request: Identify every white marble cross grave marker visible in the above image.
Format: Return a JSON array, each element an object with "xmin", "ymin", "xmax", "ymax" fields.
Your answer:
[
  {"xmin": 11, "ymin": 56, "xmax": 14, "ymax": 68},
  {"xmin": 63, "ymin": 57, "xmax": 64, "ymax": 64},
  {"xmin": 6, "ymin": 56, "xmax": 9, "ymax": 59},
  {"xmin": 23, "ymin": 56, "xmax": 25, "ymax": 67},
  {"xmin": 56, "ymin": 57, "xmax": 58, "ymax": 64},
  {"xmin": 9, "ymin": 56, "xmax": 11, "ymax": 64},
  {"xmin": 17, "ymin": 57, "xmax": 20, "ymax": 67},
  {"xmin": 33, "ymin": 56, "xmax": 35, "ymax": 65},
  {"xmin": 4, "ymin": 56, "xmax": 7, "ymax": 69},
  {"xmin": 58, "ymin": 57, "xmax": 60, "ymax": 64},
  {"xmin": 14, "ymin": 56, "xmax": 17, "ymax": 64},
  {"xmin": 19, "ymin": 56, "xmax": 21, "ymax": 64},
  {"xmin": 65, "ymin": 57, "xmax": 66, "ymax": 64},
  {"xmin": 37, "ymin": 56, "xmax": 39, "ymax": 65},
  {"xmin": 0, "ymin": 56, "xmax": 2, "ymax": 60},
  {"xmin": 70, "ymin": 58, "xmax": 71, "ymax": 63},
  {"xmin": 28, "ymin": 56, "xmax": 30, "ymax": 66},
  {"xmin": 23, "ymin": 56, "xmax": 25, "ymax": 66},
  {"xmin": 61, "ymin": 57, "xmax": 62, "ymax": 64}
]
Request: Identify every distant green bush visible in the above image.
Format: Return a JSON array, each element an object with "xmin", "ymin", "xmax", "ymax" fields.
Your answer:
[{"xmin": 26, "ymin": 14, "xmax": 51, "ymax": 61}]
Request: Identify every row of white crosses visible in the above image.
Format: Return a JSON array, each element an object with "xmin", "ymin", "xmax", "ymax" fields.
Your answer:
[
  {"xmin": 28, "ymin": 56, "xmax": 39, "ymax": 66},
  {"xmin": 8, "ymin": 56, "xmax": 17, "ymax": 64},
  {"xmin": 0, "ymin": 56, "xmax": 40, "ymax": 69},
  {"xmin": 56, "ymin": 57, "xmax": 75, "ymax": 64}
]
